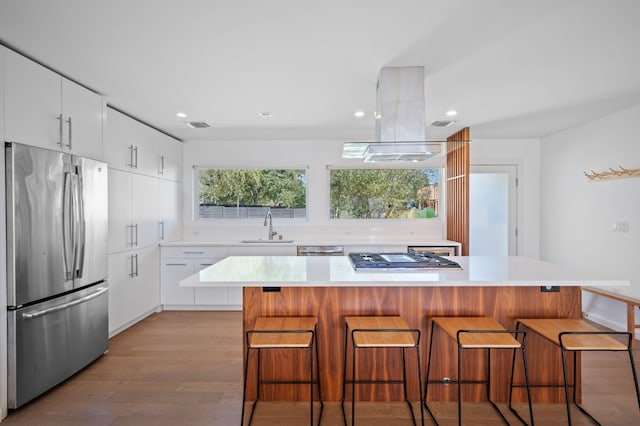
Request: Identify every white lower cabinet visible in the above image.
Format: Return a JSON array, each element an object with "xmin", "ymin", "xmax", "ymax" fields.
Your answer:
[
  {"xmin": 160, "ymin": 244, "xmax": 297, "ymax": 310},
  {"xmin": 160, "ymin": 246, "xmax": 240, "ymax": 310},
  {"xmin": 108, "ymin": 246, "xmax": 159, "ymax": 334}
]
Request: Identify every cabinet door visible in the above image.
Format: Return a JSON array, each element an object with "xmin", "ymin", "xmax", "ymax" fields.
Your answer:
[
  {"xmin": 228, "ymin": 287, "xmax": 243, "ymax": 306},
  {"xmin": 160, "ymin": 258, "xmax": 195, "ymax": 305},
  {"xmin": 108, "ymin": 251, "xmax": 134, "ymax": 333},
  {"xmin": 193, "ymin": 258, "xmax": 229, "ymax": 305},
  {"xmin": 132, "ymin": 246, "xmax": 159, "ymax": 315},
  {"xmin": 61, "ymin": 78, "xmax": 104, "ymax": 160},
  {"xmin": 158, "ymin": 135, "xmax": 182, "ymax": 181},
  {"xmin": 104, "ymin": 107, "xmax": 137, "ymax": 171},
  {"xmin": 131, "ymin": 173, "xmax": 160, "ymax": 248},
  {"xmin": 5, "ymin": 49, "xmax": 62, "ymax": 150},
  {"xmin": 159, "ymin": 179, "xmax": 182, "ymax": 242},
  {"xmin": 108, "ymin": 169, "xmax": 132, "ymax": 253},
  {"xmin": 133, "ymin": 123, "xmax": 161, "ymax": 177}
]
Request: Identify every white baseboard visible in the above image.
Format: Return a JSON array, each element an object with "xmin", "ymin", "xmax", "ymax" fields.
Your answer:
[
  {"xmin": 161, "ymin": 304, "xmax": 242, "ymax": 311},
  {"xmin": 582, "ymin": 310, "xmax": 640, "ymax": 339}
]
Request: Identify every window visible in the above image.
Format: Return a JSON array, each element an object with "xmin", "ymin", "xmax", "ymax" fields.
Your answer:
[
  {"xmin": 197, "ymin": 168, "xmax": 307, "ymax": 219},
  {"xmin": 329, "ymin": 168, "xmax": 440, "ymax": 219}
]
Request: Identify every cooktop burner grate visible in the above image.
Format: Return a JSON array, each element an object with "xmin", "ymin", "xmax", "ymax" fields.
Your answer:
[{"xmin": 348, "ymin": 252, "xmax": 462, "ymax": 271}]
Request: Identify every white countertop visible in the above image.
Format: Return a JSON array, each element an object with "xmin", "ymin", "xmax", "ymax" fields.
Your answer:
[{"xmin": 179, "ymin": 256, "xmax": 629, "ymax": 288}]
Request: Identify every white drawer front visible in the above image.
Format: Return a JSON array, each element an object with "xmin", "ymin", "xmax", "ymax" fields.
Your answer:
[{"xmin": 161, "ymin": 246, "xmax": 229, "ymax": 258}]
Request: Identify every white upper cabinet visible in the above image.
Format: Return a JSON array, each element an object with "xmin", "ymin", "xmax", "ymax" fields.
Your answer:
[
  {"xmin": 104, "ymin": 107, "xmax": 182, "ymax": 179},
  {"xmin": 157, "ymin": 134, "xmax": 182, "ymax": 181},
  {"xmin": 4, "ymin": 49, "xmax": 103, "ymax": 159},
  {"xmin": 104, "ymin": 107, "xmax": 144, "ymax": 171},
  {"xmin": 61, "ymin": 77, "xmax": 105, "ymax": 160},
  {"xmin": 5, "ymin": 50, "xmax": 60, "ymax": 149}
]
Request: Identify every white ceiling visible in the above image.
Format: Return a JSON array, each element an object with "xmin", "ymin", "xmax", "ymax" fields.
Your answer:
[{"xmin": 1, "ymin": 0, "xmax": 640, "ymax": 142}]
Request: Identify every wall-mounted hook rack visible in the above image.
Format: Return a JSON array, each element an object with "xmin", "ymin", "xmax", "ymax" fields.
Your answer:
[{"xmin": 583, "ymin": 166, "xmax": 640, "ymax": 181}]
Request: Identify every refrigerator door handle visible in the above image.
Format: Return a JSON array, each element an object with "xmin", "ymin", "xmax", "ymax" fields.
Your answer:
[
  {"xmin": 21, "ymin": 287, "xmax": 108, "ymax": 319},
  {"xmin": 65, "ymin": 116, "xmax": 73, "ymax": 149},
  {"xmin": 62, "ymin": 171, "xmax": 75, "ymax": 280},
  {"xmin": 73, "ymin": 168, "xmax": 86, "ymax": 278},
  {"xmin": 57, "ymin": 113, "xmax": 64, "ymax": 147}
]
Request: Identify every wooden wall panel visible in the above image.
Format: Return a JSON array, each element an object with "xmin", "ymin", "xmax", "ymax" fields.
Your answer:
[
  {"xmin": 243, "ymin": 285, "xmax": 582, "ymax": 403},
  {"xmin": 446, "ymin": 127, "xmax": 470, "ymax": 255}
]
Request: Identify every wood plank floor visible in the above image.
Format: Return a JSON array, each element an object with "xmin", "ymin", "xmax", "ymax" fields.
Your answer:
[{"xmin": 2, "ymin": 311, "xmax": 639, "ymax": 425}]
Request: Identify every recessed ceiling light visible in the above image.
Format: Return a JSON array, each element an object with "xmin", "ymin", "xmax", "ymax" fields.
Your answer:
[
  {"xmin": 445, "ymin": 110, "xmax": 458, "ymax": 117},
  {"xmin": 176, "ymin": 112, "xmax": 187, "ymax": 118},
  {"xmin": 259, "ymin": 111, "xmax": 273, "ymax": 118},
  {"xmin": 354, "ymin": 110, "xmax": 366, "ymax": 118}
]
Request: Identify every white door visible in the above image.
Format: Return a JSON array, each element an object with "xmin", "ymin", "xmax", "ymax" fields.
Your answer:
[{"xmin": 469, "ymin": 165, "xmax": 518, "ymax": 255}]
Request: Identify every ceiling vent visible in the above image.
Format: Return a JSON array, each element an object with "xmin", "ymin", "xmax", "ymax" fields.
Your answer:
[
  {"xmin": 430, "ymin": 120, "xmax": 456, "ymax": 127},
  {"xmin": 186, "ymin": 121, "xmax": 211, "ymax": 129},
  {"xmin": 342, "ymin": 66, "xmax": 443, "ymax": 162}
]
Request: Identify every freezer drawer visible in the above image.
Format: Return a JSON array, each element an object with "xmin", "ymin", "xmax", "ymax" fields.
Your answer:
[{"xmin": 7, "ymin": 283, "xmax": 109, "ymax": 408}]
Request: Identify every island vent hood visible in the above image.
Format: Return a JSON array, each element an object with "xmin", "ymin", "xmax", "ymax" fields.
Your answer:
[{"xmin": 342, "ymin": 66, "xmax": 445, "ymax": 162}]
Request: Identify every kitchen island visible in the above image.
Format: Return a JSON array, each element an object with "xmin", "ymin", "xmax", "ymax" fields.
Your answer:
[{"xmin": 180, "ymin": 256, "xmax": 627, "ymax": 403}]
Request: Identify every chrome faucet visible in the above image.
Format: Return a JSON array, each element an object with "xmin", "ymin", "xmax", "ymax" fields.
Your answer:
[{"xmin": 263, "ymin": 210, "xmax": 277, "ymax": 240}]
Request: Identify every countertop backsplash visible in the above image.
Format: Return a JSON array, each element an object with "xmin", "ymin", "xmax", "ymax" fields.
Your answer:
[{"xmin": 181, "ymin": 220, "xmax": 446, "ymax": 244}]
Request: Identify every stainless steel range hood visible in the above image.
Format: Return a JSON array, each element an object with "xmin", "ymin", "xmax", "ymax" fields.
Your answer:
[{"xmin": 342, "ymin": 66, "xmax": 444, "ymax": 162}]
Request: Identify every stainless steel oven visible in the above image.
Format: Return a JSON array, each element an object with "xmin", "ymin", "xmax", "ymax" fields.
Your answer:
[
  {"xmin": 407, "ymin": 245, "xmax": 458, "ymax": 257},
  {"xmin": 297, "ymin": 245, "xmax": 344, "ymax": 256}
]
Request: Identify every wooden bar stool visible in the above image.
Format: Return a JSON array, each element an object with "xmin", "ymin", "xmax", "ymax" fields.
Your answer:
[
  {"xmin": 341, "ymin": 316, "xmax": 424, "ymax": 425},
  {"xmin": 424, "ymin": 317, "xmax": 534, "ymax": 426},
  {"xmin": 514, "ymin": 318, "xmax": 640, "ymax": 425},
  {"xmin": 241, "ymin": 317, "xmax": 323, "ymax": 426}
]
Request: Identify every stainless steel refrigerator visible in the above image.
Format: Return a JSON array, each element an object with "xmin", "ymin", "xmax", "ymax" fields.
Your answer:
[{"xmin": 5, "ymin": 142, "xmax": 109, "ymax": 409}]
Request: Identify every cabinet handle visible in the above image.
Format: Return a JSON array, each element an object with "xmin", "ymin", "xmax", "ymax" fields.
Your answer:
[
  {"xmin": 127, "ymin": 224, "xmax": 139, "ymax": 246},
  {"xmin": 65, "ymin": 116, "xmax": 73, "ymax": 149},
  {"xmin": 128, "ymin": 145, "xmax": 134, "ymax": 168},
  {"xmin": 184, "ymin": 251, "xmax": 204, "ymax": 254},
  {"xmin": 129, "ymin": 254, "xmax": 135, "ymax": 277},
  {"xmin": 159, "ymin": 155, "xmax": 165, "ymax": 175},
  {"xmin": 165, "ymin": 263, "xmax": 188, "ymax": 266},
  {"xmin": 57, "ymin": 114, "xmax": 64, "ymax": 146},
  {"xmin": 134, "ymin": 146, "xmax": 138, "ymax": 169},
  {"xmin": 127, "ymin": 224, "xmax": 134, "ymax": 246},
  {"xmin": 134, "ymin": 254, "xmax": 139, "ymax": 277},
  {"xmin": 159, "ymin": 221, "xmax": 165, "ymax": 240},
  {"xmin": 199, "ymin": 263, "xmax": 213, "ymax": 267}
]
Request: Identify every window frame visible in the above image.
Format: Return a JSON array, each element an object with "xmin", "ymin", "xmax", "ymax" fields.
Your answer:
[
  {"xmin": 327, "ymin": 165, "xmax": 442, "ymax": 220},
  {"xmin": 193, "ymin": 166, "xmax": 309, "ymax": 221}
]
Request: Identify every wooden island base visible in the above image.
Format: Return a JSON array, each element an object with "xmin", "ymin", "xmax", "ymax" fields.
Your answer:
[{"xmin": 242, "ymin": 285, "xmax": 582, "ymax": 403}]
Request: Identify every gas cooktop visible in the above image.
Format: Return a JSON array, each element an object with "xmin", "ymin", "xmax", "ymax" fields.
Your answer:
[{"xmin": 348, "ymin": 252, "xmax": 462, "ymax": 271}]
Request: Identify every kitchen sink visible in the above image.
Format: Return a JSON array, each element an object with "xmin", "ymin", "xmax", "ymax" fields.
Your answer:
[{"xmin": 240, "ymin": 239, "xmax": 294, "ymax": 243}]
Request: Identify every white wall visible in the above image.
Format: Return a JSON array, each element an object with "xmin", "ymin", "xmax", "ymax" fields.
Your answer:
[{"xmin": 540, "ymin": 103, "xmax": 640, "ymax": 334}]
